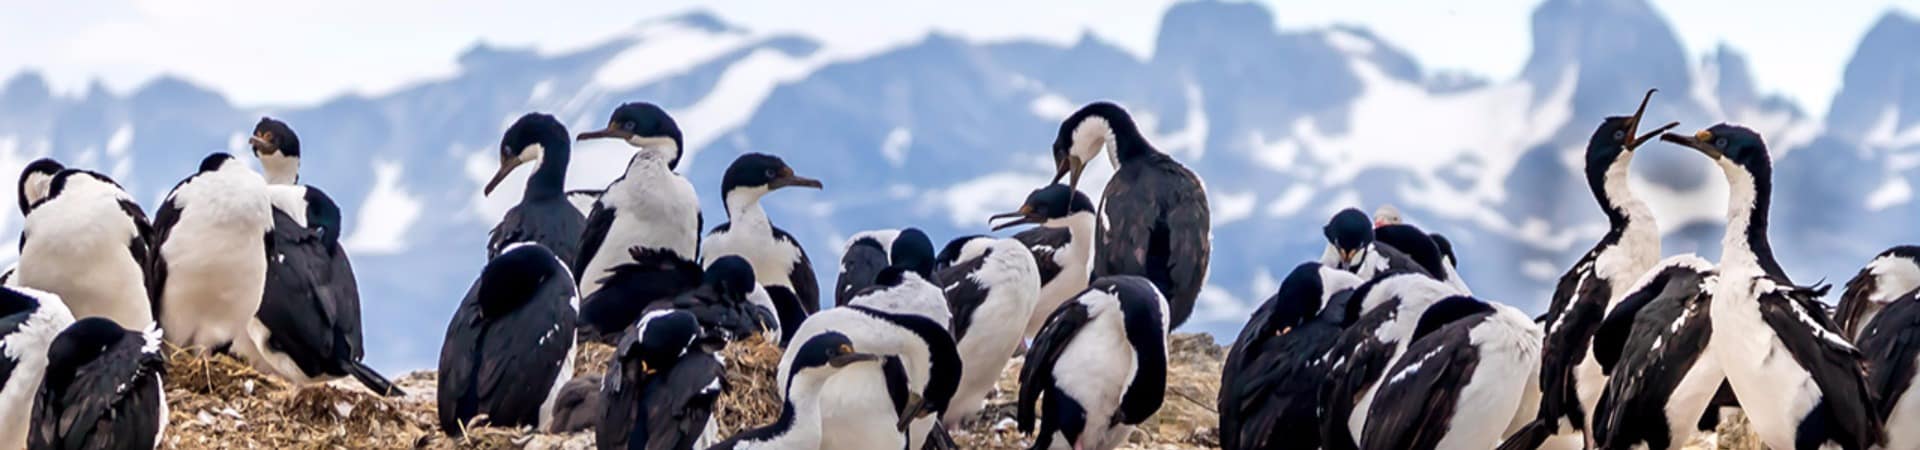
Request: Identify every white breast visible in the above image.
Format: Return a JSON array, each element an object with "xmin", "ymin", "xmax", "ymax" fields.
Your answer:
[
  {"xmin": 948, "ymin": 240, "xmax": 1041, "ymax": 422},
  {"xmin": 1052, "ymin": 300, "xmax": 1135, "ymax": 450},
  {"xmin": 1707, "ymin": 274, "xmax": 1824, "ymax": 450},
  {"xmin": 1432, "ymin": 305, "xmax": 1542, "ymax": 450},
  {"xmin": 578, "ymin": 167, "xmax": 700, "ymax": 298},
  {"xmin": 19, "ymin": 186, "xmax": 151, "ymax": 329},
  {"xmin": 159, "ymin": 170, "xmax": 273, "ymax": 349},
  {"xmin": 0, "ymin": 294, "xmax": 73, "ymax": 449},
  {"xmin": 702, "ymin": 218, "xmax": 802, "ymax": 290}
]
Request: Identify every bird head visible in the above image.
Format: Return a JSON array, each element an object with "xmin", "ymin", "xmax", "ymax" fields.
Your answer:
[
  {"xmin": 43, "ymin": 317, "xmax": 132, "ymax": 387},
  {"xmin": 1587, "ymin": 89, "xmax": 1678, "ymax": 168},
  {"xmin": 990, "ymin": 183, "xmax": 1095, "ymax": 231},
  {"xmin": 719, "ymin": 153, "xmax": 821, "ymax": 213},
  {"xmin": 620, "ymin": 310, "xmax": 704, "ymax": 377},
  {"xmin": 785, "ymin": 332, "xmax": 880, "ymax": 390},
  {"xmin": 486, "ymin": 113, "xmax": 570, "ymax": 196},
  {"xmin": 250, "ymin": 117, "xmax": 303, "ymax": 185},
  {"xmin": 1265, "ymin": 263, "xmax": 1333, "ymax": 335},
  {"xmin": 1323, "ymin": 208, "xmax": 1375, "ymax": 270},
  {"xmin": 576, "ymin": 102, "xmax": 685, "ymax": 170},
  {"xmin": 1051, "ymin": 102, "xmax": 1132, "ymax": 190},
  {"xmin": 1660, "ymin": 123, "xmax": 1773, "ymax": 205},
  {"xmin": 18, "ymin": 157, "xmax": 64, "ymax": 214},
  {"xmin": 889, "ymin": 228, "xmax": 937, "ymax": 279},
  {"xmin": 704, "ymin": 255, "xmax": 759, "ymax": 300}
]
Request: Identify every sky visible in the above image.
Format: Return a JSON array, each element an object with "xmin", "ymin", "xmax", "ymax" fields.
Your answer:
[{"xmin": 0, "ymin": 0, "xmax": 1913, "ymax": 117}]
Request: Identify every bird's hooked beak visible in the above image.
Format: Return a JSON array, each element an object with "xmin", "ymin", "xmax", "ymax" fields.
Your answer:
[
  {"xmin": 575, "ymin": 123, "xmax": 635, "ymax": 142},
  {"xmin": 896, "ymin": 392, "xmax": 933, "ymax": 431},
  {"xmin": 483, "ymin": 153, "xmax": 529, "ymax": 196},
  {"xmin": 1052, "ymin": 155, "xmax": 1087, "ymax": 190},
  {"xmin": 1338, "ymin": 247, "xmax": 1365, "ymax": 270},
  {"xmin": 988, "ymin": 204, "xmax": 1044, "ymax": 231},
  {"xmin": 249, "ymin": 132, "xmax": 278, "ymax": 156},
  {"xmin": 1660, "ymin": 128, "xmax": 1724, "ymax": 160},
  {"xmin": 1623, "ymin": 88, "xmax": 1679, "ymax": 151},
  {"xmin": 769, "ymin": 167, "xmax": 823, "ymax": 190}
]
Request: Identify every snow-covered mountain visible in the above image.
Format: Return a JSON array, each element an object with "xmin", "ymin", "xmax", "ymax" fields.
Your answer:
[{"xmin": 1, "ymin": 0, "xmax": 1915, "ymax": 372}]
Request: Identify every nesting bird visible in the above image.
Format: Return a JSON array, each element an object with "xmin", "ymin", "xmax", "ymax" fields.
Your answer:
[
  {"xmin": 708, "ymin": 332, "xmax": 883, "ymax": 450},
  {"xmin": 16, "ymin": 169, "xmax": 154, "ymax": 329},
  {"xmin": 701, "ymin": 153, "xmax": 822, "ymax": 344},
  {"xmin": 1051, "ymin": 101, "xmax": 1209, "ymax": 330},
  {"xmin": 438, "ymin": 242, "xmax": 578, "ymax": 436},
  {"xmin": 485, "ymin": 112, "xmax": 587, "ymax": 266},
  {"xmin": 1321, "ymin": 208, "xmax": 1427, "ymax": 280},
  {"xmin": 932, "ymin": 236, "xmax": 1040, "ymax": 423},
  {"xmin": 0, "ymin": 286, "xmax": 73, "ymax": 449},
  {"xmin": 987, "ymin": 183, "xmax": 1096, "ymax": 338},
  {"xmin": 1218, "ymin": 262, "xmax": 1362, "ymax": 450},
  {"xmin": 836, "ymin": 228, "xmax": 933, "ymax": 307},
  {"xmin": 152, "ymin": 153, "xmax": 274, "ymax": 351},
  {"xmin": 572, "ymin": 102, "xmax": 702, "ymax": 304},
  {"xmin": 582, "ymin": 254, "xmax": 778, "ymax": 342},
  {"xmin": 596, "ymin": 310, "xmax": 726, "ymax": 450},
  {"xmin": 1662, "ymin": 124, "xmax": 1882, "ymax": 449},
  {"xmin": 1, "ymin": 158, "xmax": 67, "ymax": 286},
  {"xmin": 30, "ymin": 317, "xmax": 167, "ymax": 450},
  {"xmin": 1018, "ymin": 275, "xmax": 1170, "ymax": 450}
]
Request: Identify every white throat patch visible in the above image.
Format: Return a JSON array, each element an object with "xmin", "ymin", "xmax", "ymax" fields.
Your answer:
[{"xmin": 1073, "ymin": 116, "xmax": 1113, "ymax": 168}]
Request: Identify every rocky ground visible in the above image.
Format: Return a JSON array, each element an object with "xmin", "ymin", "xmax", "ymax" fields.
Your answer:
[{"xmin": 160, "ymin": 333, "xmax": 1759, "ymax": 449}]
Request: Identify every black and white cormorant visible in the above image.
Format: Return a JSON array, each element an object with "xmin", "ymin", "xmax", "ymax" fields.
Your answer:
[
  {"xmin": 484, "ymin": 113, "xmax": 587, "ymax": 266},
  {"xmin": 597, "ymin": 310, "xmax": 727, "ymax": 450},
  {"xmin": 1857, "ymin": 288, "xmax": 1920, "ymax": 449},
  {"xmin": 582, "ymin": 254, "xmax": 778, "ymax": 342},
  {"xmin": 1837, "ymin": 246, "xmax": 1920, "ymax": 341},
  {"xmin": 835, "ymin": 228, "xmax": 933, "ymax": 307},
  {"xmin": 1321, "ymin": 208, "xmax": 1427, "ymax": 281},
  {"xmin": 1374, "ymin": 223, "xmax": 1468, "ymax": 293},
  {"xmin": 1, "ymin": 158, "xmax": 67, "ymax": 286},
  {"xmin": 702, "ymin": 153, "xmax": 821, "ymax": 343},
  {"xmin": 0, "ymin": 286, "xmax": 72, "ymax": 449},
  {"xmin": 1663, "ymin": 124, "xmax": 1882, "ymax": 449},
  {"xmin": 987, "ymin": 183, "xmax": 1096, "ymax": 338},
  {"xmin": 16, "ymin": 169, "xmax": 153, "ymax": 329},
  {"xmin": 786, "ymin": 252, "xmax": 959, "ymax": 449},
  {"xmin": 29, "ymin": 317, "xmax": 166, "ymax": 450},
  {"xmin": 1018, "ymin": 275, "xmax": 1169, "ymax": 450},
  {"xmin": 1318, "ymin": 272, "xmax": 1465, "ymax": 450},
  {"xmin": 931, "ymin": 236, "xmax": 1039, "ymax": 423},
  {"xmin": 152, "ymin": 153, "xmax": 273, "ymax": 351},
  {"xmin": 708, "ymin": 332, "xmax": 882, "ymax": 450},
  {"xmin": 240, "ymin": 118, "xmax": 395, "ymax": 395},
  {"xmin": 1051, "ymin": 101, "xmax": 1209, "ymax": 330},
  {"xmin": 1218, "ymin": 262, "xmax": 1361, "ymax": 450},
  {"xmin": 1505, "ymin": 91, "xmax": 1676, "ymax": 450},
  {"xmin": 438, "ymin": 242, "xmax": 578, "ymax": 436},
  {"xmin": 573, "ymin": 102, "xmax": 702, "ymax": 304},
  {"xmin": 1585, "ymin": 255, "xmax": 1724, "ymax": 450},
  {"xmin": 1361, "ymin": 296, "xmax": 1542, "ymax": 450}
]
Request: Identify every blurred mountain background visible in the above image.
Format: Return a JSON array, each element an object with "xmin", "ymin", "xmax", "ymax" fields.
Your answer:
[{"xmin": 1, "ymin": 0, "xmax": 1918, "ymax": 372}]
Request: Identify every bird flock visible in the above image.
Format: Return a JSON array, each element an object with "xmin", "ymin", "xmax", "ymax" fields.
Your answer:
[{"xmin": 0, "ymin": 89, "xmax": 1914, "ymax": 450}]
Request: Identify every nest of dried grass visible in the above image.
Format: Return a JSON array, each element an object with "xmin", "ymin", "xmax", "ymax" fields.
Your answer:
[{"xmin": 708, "ymin": 335, "xmax": 788, "ymax": 438}]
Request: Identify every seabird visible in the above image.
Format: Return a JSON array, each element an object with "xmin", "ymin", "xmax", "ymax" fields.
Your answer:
[
  {"xmin": 783, "ymin": 256, "xmax": 959, "ymax": 449},
  {"xmin": 0, "ymin": 286, "xmax": 73, "ymax": 449},
  {"xmin": 701, "ymin": 153, "xmax": 822, "ymax": 344},
  {"xmin": 1374, "ymin": 223, "xmax": 1468, "ymax": 294},
  {"xmin": 238, "ymin": 118, "xmax": 395, "ymax": 394},
  {"xmin": 708, "ymin": 332, "xmax": 883, "ymax": 450},
  {"xmin": 484, "ymin": 112, "xmax": 587, "ymax": 265},
  {"xmin": 575, "ymin": 246, "xmax": 700, "ymax": 341},
  {"xmin": 152, "ymin": 153, "xmax": 273, "ymax": 351},
  {"xmin": 1218, "ymin": 262, "xmax": 1361, "ymax": 450},
  {"xmin": 597, "ymin": 310, "xmax": 727, "ymax": 450},
  {"xmin": 1318, "ymin": 272, "xmax": 1465, "ymax": 450},
  {"xmin": 1, "ymin": 158, "xmax": 66, "ymax": 286},
  {"xmin": 986, "ymin": 183, "xmax": 1097, "ymax": 338},
  {"xmin": 1663, "ymin": 124, "xmax": 1882, "ymax": 449},
  {"xmin": 437, "ymin": 242, "xmax": 578, "ymax": 436},
  {"xmin": 931, "ymin": 236, "xmax": 1040, "ymax": 424},
  {"xmin": 1837, "ymin": 246, "xmax": 1920, "ymax": 341},
  {"xmin": 1360, "ymin": 296, "xmax": 1542, "ymax": 450},
  {"xmin": 1051, "ymin": 101, "xmax": 1210, "ymax": 330},
  {"xmin": 573, "ymin": 102, "xmax": 702, "ymax": 304},
  {"xmin": 1505, "ymin": 91, "xmax": 1677, "ymax": 449},
  {"xmin": 29, "ymin": 317, "xmax": 166, "ymax": 450},
  {"xmin": 1586, "ymin": 256, "xmax": 1725, "ymax": 450},
  {"xmin": 1858, "ymin": 288, "xmax": 1920, "ymax": 449},
  {"xmin": 835, "ymin": 228, "xmax": 934, "ymax": 307},
  {"xmin": 16, "ymin": 169, "xmax": 154, "ymax": 329},
  {"xmin": 1321, "ymin": 208, "xmax": 1428, "ymax": 281},
  {"xmin": 1018, "ymin": 275, "xmax": 1169, "ymax": 450},
  {"xmin": 582, "ymin": 254, "xmax": 779, "ymax": 342}
]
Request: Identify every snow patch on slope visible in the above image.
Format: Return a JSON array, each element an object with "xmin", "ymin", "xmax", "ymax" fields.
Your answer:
[
  {"xmin": 677, "ymin": 48, "xmax": 828, "ymax": 166},
  {"xmin": 592, "ymin": 21, "xmax": 753, "ymax": 90},
  {"xmin": 345, "ymin": 160, "xmax": 422, "ymax": 254}
]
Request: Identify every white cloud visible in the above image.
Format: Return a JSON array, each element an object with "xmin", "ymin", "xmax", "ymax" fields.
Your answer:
[
  {"xmin": 881, "ymin": 127, "xmax": 912, "ymax": 167},
  {"xmin": 344, "ymin": 160, "xmax": 422, "ymax": 254},
  {"xmin": 1213, "ymin": 190, "xmax": 1257, "ymax": 226}
]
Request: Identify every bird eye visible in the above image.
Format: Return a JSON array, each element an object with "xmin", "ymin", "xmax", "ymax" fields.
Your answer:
[
  {"xmin": 764, "ymin": 169, "xmax": 778, "ymax": 179},
  {"xmin": 1714, "ymin": 138, "xmax": 1728, "ymax": 149},
  {"xmin": 623, "ymin": 121, "xmax": 636, "ymax": 131},
  {"xmin": 1611, "ymin": 130, "xmax": 1625, "ymax": 141}
]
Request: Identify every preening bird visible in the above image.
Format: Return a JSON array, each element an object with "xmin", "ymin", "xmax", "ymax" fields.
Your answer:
[
  {"xmin": 1218, "ymin": 262, "xmax": 1361, "ymax": 450},
  {"xmin": 573, "ymin": 102, "xmax": 702, "ymax": 304},
  {"xmin": 932, "ymin": 236, "xmax": 1040, "ymax": 424},
  {"xmin": 1321, "ymin": 208, "xmax": 1427, "ymax": 281},
  {"xmin": 1838, "ymin": 246, "xmax": 1920, "ymax": 341},
  {"xmin": 1, "ymin": 158, "xmax": 67, "ymax": 286},
  {"xmin": 485, "ymin": 112, "xmax": 587, "ymax": 266},
  {"xmin": 1018, "ymin": 275, "xmax": 1170, "ymax": 450},
  {"xmin": 701, "ymin": 153, "xmax": 821, "ymax": 345},
  {"xmin": 784, "ymin": 258, "xmax": 960, "ymax": 450},
  {"xmin": 29, "ymin": 317, "xmax": 167, "ymax": 450},
  {"xmin": 1051, "ymin": 101, "xmax": 1209, "ymax": 330},
  {"xmin": 153, "ymin": 153, "xmax": 274, "ymax": 351},
  {"xmin": 986, "ymin": 183, "xmax": 1096, "ymax": 338},
  {"xmin": 597, "ymin": 310, "xmax": 726, "ymax": 450},
  {"xmin": 707, "ymin": 332, "xmax": 882, "ymax": 450},
  {"xmin": 581, "ymin": 254, "xmax": 778, "ymax": 342},
  {"xmin": 0, "ymin": 286, "xmax": 73, "ymax": 449},
  {"xmin": 836, "ymin": 228, "xmax": 934, "ymax": 307},
  {"xmin": 438, "ymin": 242, "xmax": 578, "ymax": 436},
  {"xmin": 16, "ymin": 169, "xmax": 154, "ymax": 330}
]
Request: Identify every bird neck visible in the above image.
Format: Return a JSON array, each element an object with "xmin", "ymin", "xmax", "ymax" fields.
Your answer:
[
  {"xmin": 1587, "ymin": 153, "xmax": 1660, "ymax": 261},
  {"xmin": 524, "ymin": 145, "xmax": 570, "ymax": 201},
  {"xmin": 1107, "ymin": 119, "xmax": 1157, "ymax": 166},
  {"xmin": 1717, "ymin": 163, "xmax": 1786, "ymax": 281},
  {"xmin": 763, "ymin": 376, "xmax": 826, "ymax": 448},
  {"xmin": 1048, "ymin": 212, "xmax": 1097, "ymax": 251},
  {"xmin": 724, "ymin": 188, "xmax": 770, "ymax": 229},
  {"xmin": 260, "ymin": 153, "xmax": 300, "ymax": 185}
]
